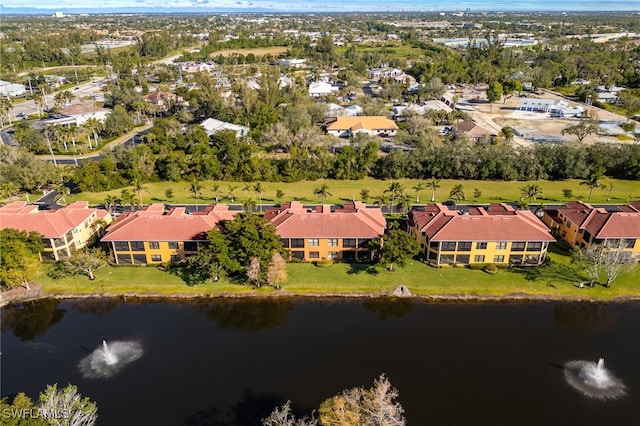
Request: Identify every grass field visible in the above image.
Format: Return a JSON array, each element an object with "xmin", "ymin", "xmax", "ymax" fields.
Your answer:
[
  {"xmin": 209, "ymin": 46, "xmax": 288, "ymax": 58},
  {"xmin": 62, "ymin": 177, "xmax": 640, "ymax": 207},
  {"xmin": 33, "ymin": 249, "xmax": 640, "ymax": 300}
]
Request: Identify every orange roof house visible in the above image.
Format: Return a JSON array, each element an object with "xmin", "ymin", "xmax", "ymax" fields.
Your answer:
[
  {"xmin": 0, "ymin": 201, "xmax": 112, "ymax": 260},
  {"xmin": 101, "ymin": 203, "xmax": 237, "ymax": 265},
  {"xmin": 264, "ymin": 201, "xmax": 386, "ymax": 261},
  {"xmin": 408, "ymin": 203, "xmax": 555, "ymax": 267},
  {"xmin": 325, "ymin": 116, "xmax": 398, "ymax": 138},
  {"xmin": 542, "ymin": 201, "xmax": 640, "ymax": 260}
]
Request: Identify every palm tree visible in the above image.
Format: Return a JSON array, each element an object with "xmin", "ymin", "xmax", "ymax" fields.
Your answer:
[
  {"xmin": 189, "ymin": 178, "xmax": 203, "ymax": 211},
  {"xmin": 580, "ymin": 171, "xmax": 603, "ymax": 203},
  {"xmin": 520, "ymin": 184, "xmax": 543, "ymax": 206},
  {"xmin": 396, "ymin": 193, "xmax": 413, "ymax": 214},
  {"xmin": 120, "ymin": 189, "xmax": 139, "ymax": 210},
  {"xmin": 243, "ymin": 197, "xmax": 257, "ymax": 213},
  {"xmin": 360, "ymin": 188, "xmax": 370, "ymax": 203},
  {"xmin": 67, "ymin": 124, "xmax": 80, "ymax": 151},
  {"xmin": 0, "ymin": 97, "xmax": 14, "ymax": 126},
  {"xmin": 254, "ymin": 182, "xmax": 265, "ymax": 212},
  {"xmin": 275, "ymin": 189, "xmax": 285, "ymax": 203},
  {"xmin": 384, "ymin": 181, "xmax": 405, "ymax": 213},
  {"xmin": 314, "ymin": 183, "xmax": 332, "ymax": 204},
  {"xmin": 132, "ymin": 100, "xmax": 146, "ymax": 124},
  {"xmin": 412, "ymin": 182, "xmax": 425, "ymax": 203},
  {"xmin": 61, "ymin": 90, "xmax": 75, "ymax": 105},
  {"xmin": 427, "ymin": 177, "xmax": 441, "ymax": 202},
  {"xmin": 30, "ymin": 93, "xmax": 45, "ymax": 117},
  {"xmin": 82, "ymin": 118, "xmax": 102, "ymax": 149},
  {"xmin": 449, "ymin": 184, "xmax": 466, "ymax": 203},
  {"xmin": 132, "ymin": 175, "xmax": 149, "ymax": 205},
  {"xmin": 373, "ymin": 194, "xmax": 391, "ymax": 214},
  {"xmin": 104, "ymin": 195, "xmax": 118, "ymax": 214},
  {"xmin": 226, "ymin": 185, "xmax": 238, "ymax": 202},
  {"xmin": 211, "ymin": 183, "xmax": 221, "ymax": 202}
]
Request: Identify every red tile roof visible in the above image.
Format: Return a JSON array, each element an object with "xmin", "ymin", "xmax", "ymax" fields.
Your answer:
[
  {"xmin": 549, "ymin": 201, "xmax": 640, "ymax": 239},
  {"xmin": 264, "ymin": 201, "xmax": 386, "ymax": 238},
  {"xmin": 101, "ymin": 204, "xmax": 237, "ymax": 242},
  {"xmin": 409, "ymin": 203, "xmax": 554, "ymax": 242},
  {"xmin": 0, "ymin": 201, "xmax": 106, "ymax": 238}
]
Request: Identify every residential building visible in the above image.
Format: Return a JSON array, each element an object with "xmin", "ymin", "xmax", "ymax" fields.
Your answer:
[
  {"xmin": 343, "ymin": 104, "xmax": 364, "ymax": 116},
  {"xmin": 309, "ymin": 81, "xmax": 340, "ymax": 97},
  {"xmin": 542, "ymin": 201, "xmax": 640, "ymax": 260},
  {"xmin": 452, "ymin": 121, "xmax": 497, "ymax": 143},
  {"xmin": 392, "ymin": 102, "xmax": 451, "ymax": 121},
  {"xmin": 143, "ymin": 91, "xmax": 184, "ymax": 109},
  {"xmin": 200, "ymin": 118, "xmax": 250, "ymax": 138},
  {"xmin": 101, "ymin": 204, "xmax": 237, "ymax": 265},
  {"xmin": 277, "ymin": 58, "xmax": 308, "ymax": 69},
  {"xmin": 408, "ymin": 203, "xmax": 555, "ymax": 267},
  {"xmin": 176, "ymin": 61, "xmax": 217, "ymax": 74},
  {"xmin": 59, "ymin": 104, "xmax": 111, "ymax": 126},
  {"xmin": 265, "ymin": 201, "xmax": 386, "ymax": 262},
  {"xmin": 0, "ymin": 201, "xmax": 112, "ymax": 261},
  {"xmin": 325, "ymin": 116, "xmax": 398, "ymax": 138}
]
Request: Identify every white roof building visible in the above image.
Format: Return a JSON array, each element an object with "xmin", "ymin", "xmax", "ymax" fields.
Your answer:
[
  {"xmin": 519, "ymin": 98, "xmax": 584, "ymax": 117},
  {"xmin": 309, "ymin": 81, "xmax": 340, "ymax": 97},
  {"xmin": 200, "ymin": 118, "xmax": 250, "ymax": 138},
  {"xmin": 0, "ymin": 80, "xmax": 27, "ymax": 98},
  {"xmin": 277, "ymin": 58, "xmax": 308, "ymax": 69}
]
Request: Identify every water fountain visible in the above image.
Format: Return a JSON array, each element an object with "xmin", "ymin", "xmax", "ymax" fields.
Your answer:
[
  {"xmin": 78, "ymin": 340, "xmax": 143, "ymax": 379},
  {"xmin": 563, "ymin": 358, "xmax": 626, "ymax": 400}
]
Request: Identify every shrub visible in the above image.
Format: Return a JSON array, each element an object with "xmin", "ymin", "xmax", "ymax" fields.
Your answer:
[
  {"xmin": 314, "ymin": 258, "xmax": 334, "ymax": 268},
  {"xmin": 483, "ymin": 264, "xmax": 499, "ymax": 275}
]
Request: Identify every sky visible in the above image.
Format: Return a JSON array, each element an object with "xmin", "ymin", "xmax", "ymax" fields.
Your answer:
[{"xmin": 3, "ymin": 0, "xmax": 640, "ymax": 13}]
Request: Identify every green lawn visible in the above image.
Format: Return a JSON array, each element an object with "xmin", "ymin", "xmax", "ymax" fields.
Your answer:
[
  {"xmin": 34, "ymin": 250, "xmax": 640, "ymax": 300},
  {"xmin": 64, "ymin": 177, "xmax": 640, "ymax": 207}
]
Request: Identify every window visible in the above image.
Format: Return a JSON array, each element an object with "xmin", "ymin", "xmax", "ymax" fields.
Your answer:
[
  {"xmin": 42, "ymin": 239, "xmax": 52, "ymax": 248},
  {"xmin": 455, "ymin": 254, "xmax": 470, "ymax": 264},
  {"xmin": 291, "ymin": 239, "xmax": 304, "ymax": 248},
  {"xmin": 117, "ymin": 254, "xmax": 132, "ymax": 264},
  {"xmin": 509, "ymin": 255, "xmax": 523, "ymax": 265},
  {"xmin": 130, "ymin": 241, "xmax": 145, "ymax": 251},
  {"xmin": 343, "ymin": 238, "xmax": 357, "ymax": 248},
  {"xmin": 149, "ymin": 241, "xmax": 160, "ymax": 250},
  {"xmin": 308, "ymin": 239, "xmax": 319, "ymax": 247},
  {"xmin": 512, "ymin": 242, "xmax": 526, "ymax": 252},
  {"xmin": 441, "ymin": 242, "xmax": 456, "ymax": 251},
  {"xmin": 281, "ymin": 239, "xmax": 290, "ymax": 248},
  {"xmin": 168, "ymin": 242, "xmax": 179, "ymax": 249},
  {"xmin": 496, "ymin": 242, "xmax": 507, "ymax": 250},
  {"xmin": 493, "ymin": 255, "xmax": 505, "ymax": 263},
  {"xmin": 114, "ymin": 241, "xmax": 129, "ymax": 251},
  {"xmin": 328, "ymin": 238, "xmax": 338, "ymax": 247},
  {"xmin": 458, "ymin": 242, "xmax": 472, "ymax": 251},
  {"xmin": 291, "ymin": 251, "xmax": 304, "ymax": 260},
  {"xmin": 309, "ymin": 252, "xmax": 320, "ymax": 259},
  {"xmin": 184, "ymin": 241, "xmax": 198, "ymax": 251},
  {"xmin": 170, "ymin": 254, "xmax": 181, "ymax": 263},
  {"xmin": 474, "ymin": 255, "xmax": 485, "ymax": 263},
  {"xmin": 476, "ymin": 242, "xmax": 487, "ymax": 250},
  {"xmin": 429, "ymin": 241, "xmax": 439, "ymax": 249},
  {"xmin": 527, "ymin": 242, "xmax": 543, "ymax": 251},
  {"xmin": 440, "ymin": 254, "xmax": 455, "ymax": 264},
  {"xmin": 151, "ymin": 255, "xmax": 162, "ymax": 262},
  {"xmin": 328, "ymin": 251, "xmax": 338, "ymax": 259},
  {"xmin": 133, "ymin": 254, "xmax": 147, "ymax": 264}
]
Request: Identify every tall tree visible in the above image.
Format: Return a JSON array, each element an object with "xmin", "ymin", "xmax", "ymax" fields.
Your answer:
[
  {"xmin": 0, "ymin": 228, "xmax": 43, "ymax": 290},
  {"xmin": 562, "ymin": 117, "xmax": 601, "ymax": 143},
  {"xmin": 449, "ymin": 184, "xmax": 466, "ymax": 203},
  {"xmin": 486, "ymin": 81, "xmax": 503, "ymax": 112},
  {"xmin": 520, "ymin": 184, "xmax": 543, "ymax": 206},
  {"xmin": 189, "ymin": 178, "xmax": 203, "ymax": 211},
  {"xmin": 51, "ymin": 248, "xmax": 108, "ymax": 281},
  {"xmin": 384, "ymin": 182, "xmax": 405, "ymax": 213},
  {"xmin": 378, "ymin": 229, "xmax": 419, "ymax": 272},
  {"xmin": 412, "ymin": 182, "xmax": 425, "ymax": 203},
  {"xmin": 38, "ymin": 384, "xmax": 98, "ymax": 426},
  {"xmin": 580, "ymin": 170, "xmax": 604, "ymax": 203},
  {"xmin": 313, "ymin": 183, "xmax": 332, "ymax": 204},
  {"xmin": 427, "ymin": 177, "xmax": 441, "ymax": 202},
  {"xmin": 132, "ymin": 175, "xmax": 149, "ymax": 205}
]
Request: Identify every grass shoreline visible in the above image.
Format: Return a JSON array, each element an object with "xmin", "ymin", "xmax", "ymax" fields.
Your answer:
[{"xmin": 4, "ymin": 250, "xmax": 637, "ymax": 305}]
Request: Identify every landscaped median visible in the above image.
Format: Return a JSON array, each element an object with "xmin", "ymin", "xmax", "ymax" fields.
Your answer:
[{"xmin": 30, "ymin": 251, "xmax": 640, "ymax": 302}]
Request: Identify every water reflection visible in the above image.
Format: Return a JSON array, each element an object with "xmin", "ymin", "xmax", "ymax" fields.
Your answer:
[
  {"xmin": 70, "ymin": 298, "xmax": 120, "ymax": 317},
  {"xmin": 193, "ymin": 298, "xmax": 293, "ymax": 330},
  {"xmin": 1, "ymin": 299, "xmax": 65, "ymax": 341},
  {"xmin": 363, "ymin": 297, "xmax": 415, "ymax": 321},
  {"xmin": 553, "ymin": 303, "xmax": 618, "ymax": 333}
]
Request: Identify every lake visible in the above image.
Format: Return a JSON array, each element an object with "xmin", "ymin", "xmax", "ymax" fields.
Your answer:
[{"xmin": 2, "ymin": 298, "xmax": 639, "ymax": 425}]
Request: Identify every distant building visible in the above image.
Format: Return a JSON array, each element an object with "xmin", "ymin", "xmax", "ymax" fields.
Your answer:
[
  {"xmin": 325, "ymin": 116, "xmax": 398, "ymax": 138},
  {"xmin": 452, "ymin": 121, "xmax": 497, "ymax": 143},
  {"xmin": 0, "ymin": 80, "xmax": 27, "ymax": 98},
  {"xmin": 265, "ymin": 201, "xmax": 386, "ymax": 262},
  {"xmin": 200, "ymin": 118, "xmax": 250, "ymax": 138},
  {"xmin": 58, "ymin": 104, "xmax": 111, "ymax": 126},
  {"xmin": 143, "ymin": 91, "xmax": 184, "ymax": 108},
  {"xmin": 277, "ymin": 58, "xmax": 308, "ymax": 69},
  {"xmin": 101, "ymin": 204, "xmax": 237, "ymax": 265},
  {"xmin": 176, "ymin": 62, "xmax": 216, "ymax": 74},
  {"xmin": 408, "ymin": 203, "xmax": 555, "ymax": 267},
  {"xmin": 0, "ymin": 201, "xmax": 112, "ymax": 261},
  {"xmin": 309, "ymin": 81, "xmax": 340, "ymax": 97}
]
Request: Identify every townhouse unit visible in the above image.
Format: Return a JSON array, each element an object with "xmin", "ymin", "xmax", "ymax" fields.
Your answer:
[
  {"xmin": 101, "ymin": 204, "xmax": 237, "ymax": 265},
  {"xmin": 264, "ymin": 201, "xmax": 386, "ymax": 262},
  {"xmin": 408, "ymin": 203, "xmax": 555, "ymax": 267},
  {"xmin": 0, "ymin": 201, "xmax": 112, "ymax": 261},
  {"xmin": 542, "ymin": 201, "xmax": 640, "ymax": 260},
  {"xmin": 325, "ymin": 116, "xmax": 398, "ymax": 138}
]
